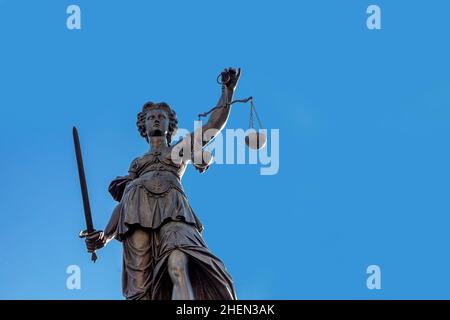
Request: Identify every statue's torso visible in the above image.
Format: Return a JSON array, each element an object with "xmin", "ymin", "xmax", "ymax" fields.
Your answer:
[{"xmin": 127, "ymin": 148, "xmax": 186, "ymax": 197}]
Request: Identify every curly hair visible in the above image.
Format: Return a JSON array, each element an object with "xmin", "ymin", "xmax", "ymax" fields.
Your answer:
[{"xmin": 136, "ymin": 102, "xmax": 178, "ymax": 145}]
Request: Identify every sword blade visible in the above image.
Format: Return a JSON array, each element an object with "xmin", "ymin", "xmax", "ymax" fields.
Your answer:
[
  {"xmin": 73, "ymin": 127, "xmax": 98, "ymax": 262},
  {"xmin": 72, "ymin": 127, "xmax": 94, "ymax": 233}
]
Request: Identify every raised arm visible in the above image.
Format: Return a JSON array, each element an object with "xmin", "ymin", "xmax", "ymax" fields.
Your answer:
[{"xmin": 192, "ymin": 68, "xmax": 241, "ymax": 149}]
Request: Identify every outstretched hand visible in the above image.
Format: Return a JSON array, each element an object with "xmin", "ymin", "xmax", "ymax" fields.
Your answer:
[{"xmin": 220, "ymin": 67, "xmax": 241, "ymax": 91}]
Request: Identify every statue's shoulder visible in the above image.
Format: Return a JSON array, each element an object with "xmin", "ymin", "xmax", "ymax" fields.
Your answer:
[
  {"xmin": 129, "ymin": 154, "xmax": 146, "ymax": 173},
  {"xmin": 129, "ymin": 151, "xmax": 161, "ymax": 172}
]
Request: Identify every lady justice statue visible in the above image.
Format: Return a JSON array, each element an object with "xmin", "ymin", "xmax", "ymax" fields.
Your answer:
[{"xmin": 80, "ymin": 68, "xmax": 241, "ymax": 300}]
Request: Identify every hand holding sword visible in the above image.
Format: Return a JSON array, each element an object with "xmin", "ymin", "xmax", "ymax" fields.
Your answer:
[{"xmin": 73, "ymin": 126, "xmax": 104, "ymax": 262}]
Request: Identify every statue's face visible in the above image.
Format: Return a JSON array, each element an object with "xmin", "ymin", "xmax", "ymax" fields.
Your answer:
[{"xmin": 145, "ymin": 109, "xmax": 170, "ymax": 138}]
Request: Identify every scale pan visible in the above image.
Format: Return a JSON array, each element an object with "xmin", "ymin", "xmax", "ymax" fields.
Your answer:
[{"xmin": 245, "ymin": 132, "xmax": 267, "ymax": 150}]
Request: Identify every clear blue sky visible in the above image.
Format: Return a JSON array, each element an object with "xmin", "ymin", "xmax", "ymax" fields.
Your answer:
[{"xmin": 1, "ymin": 0, "xmax": 450, "ymax": 299}]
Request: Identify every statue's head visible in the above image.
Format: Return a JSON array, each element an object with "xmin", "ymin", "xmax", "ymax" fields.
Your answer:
[{"xmin": 137, "ymin": 102, "xmax": 178, "ymax": 145}]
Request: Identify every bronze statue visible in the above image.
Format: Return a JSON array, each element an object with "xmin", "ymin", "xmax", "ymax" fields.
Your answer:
[{"xmin": 80, "ymin": 68, "xmax": 241, "ymax": 300}]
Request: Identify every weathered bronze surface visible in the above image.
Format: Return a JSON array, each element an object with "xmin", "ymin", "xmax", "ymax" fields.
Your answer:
[{"xmin": 81, "ymin": 68, "xmax": 241, "ymax": 300}]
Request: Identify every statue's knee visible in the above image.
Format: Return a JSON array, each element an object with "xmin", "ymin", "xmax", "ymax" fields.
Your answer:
[{"xmin": 168, "ymin": 250, "xmax": 188, "ymax": 282}]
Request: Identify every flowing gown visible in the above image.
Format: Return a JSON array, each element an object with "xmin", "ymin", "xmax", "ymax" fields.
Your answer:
[{"xmin": 105, "ymin": 148, "xmax": 237, "ymax": 300}]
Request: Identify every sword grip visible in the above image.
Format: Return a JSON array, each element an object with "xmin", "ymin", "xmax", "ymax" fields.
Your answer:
[{"xmin": 79, "ymin": 229, "xmax": 100, "ymax": 262}]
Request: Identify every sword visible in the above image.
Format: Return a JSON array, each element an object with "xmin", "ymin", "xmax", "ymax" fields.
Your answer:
[{"xmin": 72, "ymin": 126, "xmax": 98, "ymax": 262}]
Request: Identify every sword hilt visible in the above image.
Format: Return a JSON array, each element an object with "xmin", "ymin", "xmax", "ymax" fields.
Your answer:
[{"xmin": 79, "ymin": 229, "xmax": 100, "ymax": 263}]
